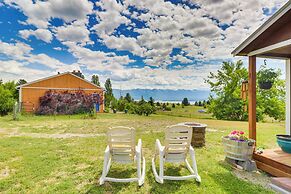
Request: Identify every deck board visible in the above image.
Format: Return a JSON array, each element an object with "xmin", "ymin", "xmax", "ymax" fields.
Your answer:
[{"xmin": 253, "ymin": 149, "xmax": 291, "ymax": 178}]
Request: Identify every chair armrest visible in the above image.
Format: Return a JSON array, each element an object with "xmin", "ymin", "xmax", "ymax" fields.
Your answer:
[
  {"xmin": 136, "ymin": 139, "xmax": 142, "ymax": 154},
  {"xmin": 105, "ymin": 145, "xmax": 110, "ymax": 153},
  {"xmin": 155, "ymin": 139, "xmax": 165, "ymax": 155},
  {"xmin": 190, "ymin": 145, "xmax": 194, "ymax": 151}
]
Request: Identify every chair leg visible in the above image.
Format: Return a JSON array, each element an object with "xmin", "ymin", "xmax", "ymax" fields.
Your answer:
[
  {"xmin": 138, "ymin": 156, "xmax": 146, "ymax": 186},
  {"xmin": 190, "ymin": 147, "xmax": 201, "ymax": 182},
  {"xmin": 159, "ymin": 154, "xmax": 164, "ymax": 183},
  {"xmin": 152, "ymin": 155, "xmax": 163, "ymax": 183},
  {"xmin": 99, "ymin": 150, "xmax": 110, "ymax": 185}
]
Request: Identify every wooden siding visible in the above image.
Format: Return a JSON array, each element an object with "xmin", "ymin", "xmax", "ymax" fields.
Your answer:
[
  {"xmin": 26, "ymin": 73, "xmax": 99, "ymax": 89},
  {"xmin": 21, "ymin": 73, "xmax": 104, "ymax": 113}
]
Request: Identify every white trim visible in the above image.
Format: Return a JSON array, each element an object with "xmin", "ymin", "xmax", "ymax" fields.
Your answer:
[
  {"xmin": 18, "ymin": 72, "xmax": 104, "ymax": 90},
  {"xmin": 248, "ymin": 39, "xmax": 291, "ymax": 56},
  {"xmin": 270, "ymin": 183, "xmax": 290, "ymax": 194},
  {"xmin": 21, "ymin": 86, "xmax": 102, "ymax": 91},
  {"xmin": 232, "ymin": 1, "xmax": 291, "ymax": 56},
  {"xmin": 286, "ymin": 59, "xmax": 291, "ymax": 135},
  {"xmin": 19, "ymin": 87, "xmax": 22, "ymax": 112}
]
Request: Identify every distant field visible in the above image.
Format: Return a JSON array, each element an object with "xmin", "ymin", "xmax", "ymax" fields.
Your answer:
[
  {"xmin": 0, "ymin": 112, "xmax": 284, "ymax": 193},
  {"xmin": 156, "ymin": 105, "xmax": 212, "ymax": 119}
]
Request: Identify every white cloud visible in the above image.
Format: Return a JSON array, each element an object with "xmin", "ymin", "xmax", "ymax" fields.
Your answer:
[
  {"xmin": 64, "ymin": 42, "xmax": 135, "ymax": 71},
  {"xmin": 53, "ymin": 47, "xmax": 63, "ymax": 51},
  {"xmin": 102, "ymin": 34, "xmax": 145, "ymax": 56},
  {"xmin": 55, "ymin": 22, "xmax": 91, "ymax": 44},
  {"xmin": 4, "ymin": 0, "xmax": 93, "ymax": 28},
  {"xmin": 19, "ymin": 29, "xmax": 53, "ymax": 43},
  {"xmin": 0, "ymin": 40, "xmax": 80, "ymax": 73},
  {"xmin": 0, "ymin": 60, "xmax": 51, "ymax": 82},
  {"xmin": 93, "ymin": 0, "xmax": 130, "ymax": 36}
]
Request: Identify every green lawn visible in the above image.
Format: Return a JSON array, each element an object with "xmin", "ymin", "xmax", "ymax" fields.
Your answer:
[{"xmin": 0, "ymin": 107, "xmax": 285, "ymax": 193}]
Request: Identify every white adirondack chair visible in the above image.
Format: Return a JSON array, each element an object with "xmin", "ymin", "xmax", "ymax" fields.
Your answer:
[
  {"xmin": 99, "ymin": 126, "xmax": 145, "ymax": 186},
  {"xmin": 152, "ymin": 124, "xmax": 201, "ymax": 183}
]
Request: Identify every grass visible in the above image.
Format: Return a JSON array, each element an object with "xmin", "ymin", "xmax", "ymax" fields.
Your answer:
[{"xmin": 0, "ymin": 106, "xmax": 285, "ymax": 193}]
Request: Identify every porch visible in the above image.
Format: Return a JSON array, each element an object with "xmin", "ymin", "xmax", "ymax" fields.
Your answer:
[
  {"xmin": 232, "ymin": 1, "xmax": 291, "ymax": 179},
  {"xmin": 253, "ymin": 149, "xmax": 291, "ymax": 178}
]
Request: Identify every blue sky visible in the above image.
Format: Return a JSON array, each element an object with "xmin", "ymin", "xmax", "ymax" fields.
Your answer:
[{"xmin": 0, "ymin": 0, "xmax": 288, "ymax": 89}]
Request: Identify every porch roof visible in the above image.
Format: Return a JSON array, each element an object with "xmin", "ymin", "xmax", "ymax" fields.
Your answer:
[{"xmin": 232, "ymin": 1, "xmax": 291, "ymax": 59}]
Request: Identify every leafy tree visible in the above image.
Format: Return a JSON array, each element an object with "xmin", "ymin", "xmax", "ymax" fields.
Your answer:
[
  {"xmin": 17, "ymin": 79, "xmax": 27, "ymax": 86},
  {"xmin": 205, "ymin": 61, "xmax": 248, "ymax": 121},
  {"xmin": 172, "ymin": 103, "xmax": 176, "ymax": 108},
  {"xmin": 91, "ymin": 75, "xmax": 100, "ymax": 86},
  {"xmin": 104, "ymin": 78, "xmax": 114, "ymax": 108},
  {"xmin": 125, "ymin": 93, "xmax": 133, "ymax": 103},
  {"xmin": 0, "ymin": 86, "xmax": 15, "ymax": 116},
  {"xmin": 206, "ymin": 60, "xmax": 285, "ymax": 121},
  {"xmin": 182, "ymin": 98, "xmax": 190, "ymax": 106},
  {"xmin": 0, "ymin": 79, "xmax": 2, "ymax": 85},
  {"xmin": 156, "ymin": 102, "xmax": 161, "ymax": 106},
  {"xmin": 257, "ymin": 75, "xmax": 285, "ymax": 121},
  {"xmin": 2, "ymin": 81, "xmax": 18, "ymax": 100}
]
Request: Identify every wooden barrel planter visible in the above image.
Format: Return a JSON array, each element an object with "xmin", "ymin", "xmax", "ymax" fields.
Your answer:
[
  {"xmin": 222, "ymin": 136, "xmax": 255, "ymax": 161},
  {"xmin": 179, "ymin": 122, "xmax": 207, "ymax": 147}
]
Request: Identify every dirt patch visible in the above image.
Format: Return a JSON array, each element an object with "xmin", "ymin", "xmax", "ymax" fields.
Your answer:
[
  {"xmin": 232, "ymin": 169, "xmax": 272, "ymax": 189},
  {"xmin": 0, "ymin": 167, "xmax": 10, "ymax": 179},
  {"xmin": 5, "ymin": 132, "xmax": 105, "ymax": 139}
]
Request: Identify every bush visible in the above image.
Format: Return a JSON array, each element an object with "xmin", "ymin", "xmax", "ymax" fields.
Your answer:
[
  {"xmin": 0, "ymin": 86, "xmax": 15, "ymax": 116},
  {"xmin": 164, "ymin": 106, "xmax": 171, "ymax": 111},
  {"xmin": 36, "ymin": 90, "xmax": 103, "ymax": 115}
]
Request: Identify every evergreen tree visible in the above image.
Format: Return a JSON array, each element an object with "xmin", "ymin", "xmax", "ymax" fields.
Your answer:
[
  {"xmin": 104, "ymin": 78, "xmax": 114, "ymax": 108},
  {"xmin": 125, "ymin": 93, "xmax": 132, "ymax": 103},
  {"xmin": 91, "ymin": 75, "xmax": 100, "ymax": 86},
  {"xmin": 149, "ymin": 97, "xmax": 154, "ymax": 106},
  {"xmin": 182, "ymin": 98, "xmax": 190, "ymax": 106},
  {"xmin": 138, "ymin": 96, "xmax": 146, "ymax": 105}
]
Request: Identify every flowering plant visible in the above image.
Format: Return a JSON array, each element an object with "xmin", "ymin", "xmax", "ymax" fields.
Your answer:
[{"xmin": 227, "ymin": 130, "xmax": 248, "ymax": 141}]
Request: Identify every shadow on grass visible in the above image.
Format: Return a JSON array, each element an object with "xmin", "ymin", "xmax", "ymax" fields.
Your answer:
[
  {"xmin": 148, "ymin": 164, "xmax": 200, "ymax": 193},
  {"xmin": 208, "ymin": 160, "xmax": 273, "ymax": 194},
  {"xmin": 85, "ymin": 164, "xmax": 141, "ymax": 193}
]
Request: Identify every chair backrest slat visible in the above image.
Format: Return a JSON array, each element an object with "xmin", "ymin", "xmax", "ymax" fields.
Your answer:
[
  {"xmin": 107, "ymin": 126, "xmax": 135, "ymax": 163},
  {"xmin": 165, "ymin": 125, "xmax": 192, "ymax": 161}
]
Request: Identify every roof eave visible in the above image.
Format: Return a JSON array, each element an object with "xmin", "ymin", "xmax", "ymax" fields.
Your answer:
[{"xmin": 232, "ymin": 1, "xmax": 291, "ymax": 56}]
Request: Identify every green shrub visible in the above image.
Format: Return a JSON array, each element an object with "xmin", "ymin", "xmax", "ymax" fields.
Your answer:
[{"xmin": 0, "ymin": 86, "xmax": 15, "ymax": 116}]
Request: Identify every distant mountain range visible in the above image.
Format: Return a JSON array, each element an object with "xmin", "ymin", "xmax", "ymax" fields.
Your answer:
[{"xmin": 113, "ymin": 89, "xmax": 210, "ymax": 102}]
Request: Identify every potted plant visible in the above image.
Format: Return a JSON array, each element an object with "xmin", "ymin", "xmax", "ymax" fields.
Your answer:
[
  {"xmin": 222, "ymin": 130, "xmax": 255, "ymax": 161},
  {"xmin": 257, "ymin": 61, "xmax": 279, "ymax": 89}
]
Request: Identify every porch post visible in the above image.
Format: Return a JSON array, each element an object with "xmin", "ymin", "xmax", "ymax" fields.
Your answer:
[
  {"xmin": 248, "ymin": 56, "xmax": 256, "ymax": 141},
  {"xmin": 286, "ymin": 58, "xmax": 291, "ymax": 135}
]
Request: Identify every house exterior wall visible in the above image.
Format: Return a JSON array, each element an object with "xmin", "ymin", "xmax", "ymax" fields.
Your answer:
[
  {"xmin": 20, "ymin": 74, "xmax": 104, "ymax": 113},
  {"xmin": 286, "ymin": 59, "xmax": 291, "ymax": 135}
]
